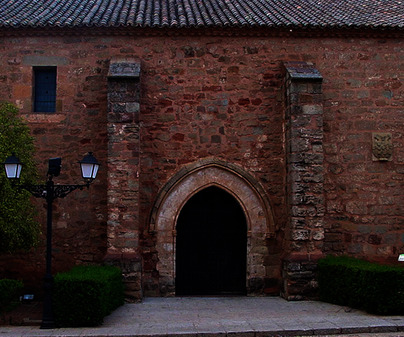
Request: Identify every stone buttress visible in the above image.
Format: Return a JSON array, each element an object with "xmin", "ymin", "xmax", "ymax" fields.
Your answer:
[
  {"xmin": 282, "ymin": 62, "xmax": 325, "ymax": 300},
  {"xmin": 104, "ymin": 60, "xmax": 142, "ymax": 301}
]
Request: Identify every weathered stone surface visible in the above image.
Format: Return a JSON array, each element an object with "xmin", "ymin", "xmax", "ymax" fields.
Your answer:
[
  {"xmin": 282, "ymin": 253, "xmax": 322, "ymax": 300},
  {"xmin": 104, "ymin": 253, "xmax": 143, "ymax": 302}
]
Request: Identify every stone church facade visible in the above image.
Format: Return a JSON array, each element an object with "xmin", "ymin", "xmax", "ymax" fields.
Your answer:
[{"xmin": 0, "ymin": 0, "xmax": 403, "ymax": 301}]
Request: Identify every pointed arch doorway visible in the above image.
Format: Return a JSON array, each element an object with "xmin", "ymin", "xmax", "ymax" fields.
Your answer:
[
  {"xmin": 176, "ymin": 186, "xmax": 247, "ymax": 296},
  {"xmin": 150, "ymin": 160, "xmax": 275, "ymax": 296}
]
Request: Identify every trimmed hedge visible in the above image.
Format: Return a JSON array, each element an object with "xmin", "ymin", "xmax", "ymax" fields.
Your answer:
[
  {"xmin": 318, "ymin": 256, "xmax": 404, "ymax": 315},
  {"xmin": 0, "ymin": 279, "xmax": 23, "ymax": 312},
  {"xmin": 53, "ymin": 265, "xmax": 124, "ymax": 327}
]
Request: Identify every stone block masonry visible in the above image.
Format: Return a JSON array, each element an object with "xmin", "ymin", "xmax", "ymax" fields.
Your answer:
[
  {"xmin": 282, "ymin": 62, "xmax": 324, "ymax": 300},
  {"xmin": 320, "ymin": 38, "xmax": 404, "ymax": 264},
  {"xmin": 107, "ymin": 59, "xmax": 141, "ymax": 254},
  {"xmin": 0, "ymin": 30, "xmax": 402, "ymax": 299},
  {"xmin": 105, "ymin": 60, "xmax": 142, "ymax": 301}
]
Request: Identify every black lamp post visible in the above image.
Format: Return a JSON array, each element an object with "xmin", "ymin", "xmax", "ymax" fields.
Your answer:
[{"xmin": 3, "ymin": 152, "xmax": 100, "ymax": 329}]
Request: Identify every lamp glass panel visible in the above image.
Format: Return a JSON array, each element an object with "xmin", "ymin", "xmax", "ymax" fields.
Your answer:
[
  {"xmin": 17, "ymin": 164, "xmax": 22, "ymax": 178},
  {"xmin": 91, "ymin": 164, "xmax": 99, "ymax": 179},
  {"xmin": 81, "ymin": 163, "xmax": 93, "ymax": 179},
  {"xmin": 5, "ymin": 163, "xmax": 21, "ymax": 179}
]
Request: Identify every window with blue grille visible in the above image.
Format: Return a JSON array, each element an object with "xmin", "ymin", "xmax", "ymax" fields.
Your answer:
[{"xmin": 34, "ymin": 67, "xmax": 57, "ymax": 113}]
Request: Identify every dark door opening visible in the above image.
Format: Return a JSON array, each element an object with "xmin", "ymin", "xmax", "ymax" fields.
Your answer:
[{"xmin": 176, "ymin": 186, "xmax": 247, "ymax": 296}]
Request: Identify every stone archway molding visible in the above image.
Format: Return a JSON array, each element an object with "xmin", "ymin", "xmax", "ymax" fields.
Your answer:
[
  {"xmin": 150, "ymin": 158, "xmax": 274, "ymax": 234},
  {"xmin": 149, "ymin": 158, "xmax": 275, "ymax": 295}
]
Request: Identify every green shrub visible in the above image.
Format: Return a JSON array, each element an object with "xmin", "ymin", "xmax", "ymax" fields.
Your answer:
[
  {"xmin": 318, "ymin": 256, "xmax": 404, "ymax": 315},
  {"xmin": 0, "ymin": 279, "xmax": 23, "ymax": 312},
  {"xmin": 0, "ymin": 102, "xmax": 40, "ymax": 253},
  {"xmin": 53, "ymin": 265, "xmax": 124, "ymax": 327}
]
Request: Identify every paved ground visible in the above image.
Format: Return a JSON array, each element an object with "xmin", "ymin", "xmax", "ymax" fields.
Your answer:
[{"xmin": 1, "ymin": 297, "xmax": 404, "ymax": 337}]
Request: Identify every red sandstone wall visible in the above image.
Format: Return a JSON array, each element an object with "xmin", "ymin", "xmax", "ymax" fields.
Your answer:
[
  {"xmin": 0, "ymin": 30, "xmax": 403, "ymax": 292},
  {"xmin": 319, "ymin": 37, "xmax": 404, "ymax": 263}
]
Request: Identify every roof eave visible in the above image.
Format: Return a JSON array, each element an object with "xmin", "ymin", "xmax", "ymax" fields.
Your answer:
[{"xmin": 0, "ymin": 24, "xmax": 403, "ymax": 38}]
